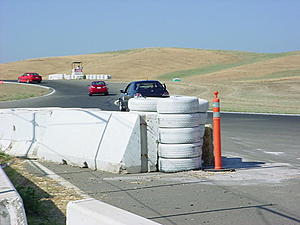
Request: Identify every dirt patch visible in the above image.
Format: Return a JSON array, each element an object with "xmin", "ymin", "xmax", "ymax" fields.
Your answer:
[{"xmin": 3, "ymin": 158, "xmax": 83, "ymax": 225}]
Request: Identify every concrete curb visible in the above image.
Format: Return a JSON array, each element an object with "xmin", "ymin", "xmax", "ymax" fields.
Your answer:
[
  {"xmin": 0, "ymin": 167, "xmax": 27, "ymax": 225},
  {"xmin": 67, "ymin": 198, "xmax": 161, "ymax": 225}
]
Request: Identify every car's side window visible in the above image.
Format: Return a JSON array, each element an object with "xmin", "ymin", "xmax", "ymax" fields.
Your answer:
[
  {"xmin": 124, "ymin": 84, "xmax": 131, "ymax": 93},
  {"xmin": 128, "ymin": 83, "xmax": 136, "ymax": 95}
]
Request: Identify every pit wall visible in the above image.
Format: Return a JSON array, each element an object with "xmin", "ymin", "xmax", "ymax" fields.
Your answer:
[{"xmin": 0, "ymin": 108, "xmax": 142, "ymax": 173}]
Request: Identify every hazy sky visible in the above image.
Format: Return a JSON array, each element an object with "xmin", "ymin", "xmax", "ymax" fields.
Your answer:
[{"xmin": 1, "ymin": 0, "xmax": 299, "ymax": 63}]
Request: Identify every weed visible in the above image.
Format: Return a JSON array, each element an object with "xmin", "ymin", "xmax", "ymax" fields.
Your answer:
[{"xmin": 0, "ymin": 152, "xmax": 13, "ymax": 165}]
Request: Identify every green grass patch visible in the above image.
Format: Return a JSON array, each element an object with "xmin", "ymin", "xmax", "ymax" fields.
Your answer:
[
  {"xmin": 0, "ymin": 152, "xmax": 13, "ymax": 165},
  {"xmin": 90, "ymin": 49, "xmax": 137, "ymax": 55},
  {"xmin": 241, "ymin": 70, "xmax": 300, "ymax": 81},
  {"xmin": 158, "ymin": 52, "xmax": 294, "ymax": 80},
  {"xmin": 0, "ymin": 84, "xmax": 50, "ymax": 101}
]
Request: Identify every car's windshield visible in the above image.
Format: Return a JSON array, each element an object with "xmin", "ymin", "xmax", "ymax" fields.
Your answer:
[
  {"xmin": 92, "ymin": 81, "xmax": 105, "ymax": 85},
  {"xmin": 136, "ymin": 82, "xmax": 163, "ymax": 90}
]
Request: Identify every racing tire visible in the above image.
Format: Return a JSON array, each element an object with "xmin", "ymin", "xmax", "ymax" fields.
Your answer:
[
  {"xmin": 159, "ymin": 126, "xmax": 205, "ymax": 144},
  {"xmin": 158, "ymin": 113, "xmax": 207, "ymax": 128},
  {"xmin": 158, "ymin": 157, "xmax": 201, "ymax": 172},
  {"xmin": 157, "ymin": 96, "xmax": 200, "ymax": 114},
  {"xmin": 198, "ymin": 98, "xmax": 209, "ymax": 112},
  {"xmin": 119, "ymin": 101, "xmax": 126, "ymax": 111},
  {"xmin": 158, "ymin": 141, "xmax": 203, "ymax": 158},
  {"xmin": 128, "ymin": 97, "xmax": 160, "ymax": 112}
]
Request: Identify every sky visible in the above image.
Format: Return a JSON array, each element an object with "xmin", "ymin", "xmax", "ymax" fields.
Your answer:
[{"xmin": 0, "ymin": 0, "xmax": 300, "ymax": 63}]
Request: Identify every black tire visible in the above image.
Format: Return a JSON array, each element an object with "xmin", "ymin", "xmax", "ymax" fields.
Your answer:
[
  {"xmin": 105, "ymin": 92, "xmax": 109, "ymax": 96},
  {"xmin": 89, "ymin": 93, "xmax": 92, "ymax": 96},
  {"xmin": 119, "ymin": 101, "xmax": 126, "ymax": 111}
]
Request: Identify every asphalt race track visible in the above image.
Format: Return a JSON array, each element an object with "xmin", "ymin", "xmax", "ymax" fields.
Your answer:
[{"xmin": 2, "ymin": 80, "xmax": 300, "ymax": 225}]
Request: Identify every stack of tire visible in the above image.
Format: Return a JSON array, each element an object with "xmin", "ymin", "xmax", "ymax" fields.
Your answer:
[
  {"xmin": 157, "ymin": 96, "xmax": 208, "ymax": 172},
  {"xmin": 128, "ymin": 97, "xmax": 160, "ymax": 112}
]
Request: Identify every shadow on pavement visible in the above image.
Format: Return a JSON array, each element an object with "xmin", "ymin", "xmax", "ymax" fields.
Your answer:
[{"xmin": 222, "ymin": 156, "xmax": 265, "ymax": 169}]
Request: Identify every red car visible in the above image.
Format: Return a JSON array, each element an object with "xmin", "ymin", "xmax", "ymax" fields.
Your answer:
[
  {"xmin": 88, "ymin": 81, "xmax": 109, "ymax": 96},
  {"xmin": 18, "ymin": 73, "xmax": 42, "ymax": 83}
]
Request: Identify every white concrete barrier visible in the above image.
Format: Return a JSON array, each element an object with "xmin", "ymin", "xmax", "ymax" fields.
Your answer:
[
  {"xmin": 0, "ymin": 167, "xmax": 27, "ymax": 225},
  {"xmin": 67, "ymin": 198, "xmax": 161, "ymax": 225},
  {"xmin": 0, "ymin": 108, "xmax": 141, "ymax": 173},
  {"xmin": 0, "ymin": 109, "xmax": 35, "ymax": 157},
  {"xmin": 48, "ymin": 74, "xmax": 112, "ymax": 80},
  {"xmin": 48, "ymin": 74, "xmax": 64, "ymax": 80}
]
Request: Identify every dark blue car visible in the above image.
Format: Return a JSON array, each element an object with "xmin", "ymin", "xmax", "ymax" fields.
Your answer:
[{"xmin": 118, "ymin": 80, "xmax": 169, "ymax": 111}]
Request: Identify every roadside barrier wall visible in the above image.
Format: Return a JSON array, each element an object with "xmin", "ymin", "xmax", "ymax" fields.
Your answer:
[
  {"xmin": 48, "ymin": 74, "xmax": 112, "ymax": 80},
  {"xmin": 0, "ymin": 167, "xmax": 27, "ymax": 225},
  {"xmin": 0, "ymin": 108, "xmax": 141, "ymax": 173},
  {"xmin": 0, "ymin": 95, "xmax": 210, "ymax": 174}
]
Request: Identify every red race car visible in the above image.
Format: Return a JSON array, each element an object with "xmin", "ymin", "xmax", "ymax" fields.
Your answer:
[
  {"xmin": 18, "ymin": 72, "xmax": 42, "ymax": 83},
  {"xmin": 88, "ymin": 81, "xmax": 109, "ymax": 96}
]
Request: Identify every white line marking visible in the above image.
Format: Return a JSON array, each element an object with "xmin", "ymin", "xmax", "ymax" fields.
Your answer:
[{"xmin": 263, "ymin": 151, "xmax": 284, "ymax": 156}]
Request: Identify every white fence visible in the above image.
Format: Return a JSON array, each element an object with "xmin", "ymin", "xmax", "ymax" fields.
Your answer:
[{"xmin": 48, "ymin": 74, "xmax": 112, "ymax": 80}]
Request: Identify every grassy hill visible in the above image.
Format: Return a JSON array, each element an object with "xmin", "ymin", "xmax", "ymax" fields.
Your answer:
[{"xmin": 1, "ymin": 47, "xmax": 299, "ymax": 113}]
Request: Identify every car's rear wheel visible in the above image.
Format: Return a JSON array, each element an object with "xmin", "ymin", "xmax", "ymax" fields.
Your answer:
[
  {"xmin": 119, "ymin": 101, "xmax": 126, "ymax": 111},
  {"xmin": 26, "ymin": 80, "xmax": 30, "ymax": 83},
  {"xmin": 89, "ymin": 93, "xmax": 92, "ymax": 96},
  {"xmin": 105, "ymin": 92, "xmax": 109, "ymax": 96}
]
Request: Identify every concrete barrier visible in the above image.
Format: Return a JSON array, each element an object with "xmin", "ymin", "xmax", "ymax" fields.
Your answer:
[
  {"xmin": 0, "ymin": 108, "xmax": 141, "ymax": 173},
  {"xmin": 0, "ymin": 167, "xmax": 27, "ymax": 225},
  {"xmin": 67, "ymin": 198, "xmax": 161, "ymax": 225},
  {"xmin": 48, "ymin": 74, "xmax": 112, "ymax": 80}
]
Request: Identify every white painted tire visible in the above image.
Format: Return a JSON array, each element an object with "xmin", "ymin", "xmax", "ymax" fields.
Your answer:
[
  {"xmin": 158, "ymin": 113, "xmax": 207, "ymax": 128},
  {"xmin": 198, "ymin": 98, "xmax": 209, "ymax": 112},
  {"xmin": 158, "ymin": 141, "xmax": 203, "ymax": 158},
  {"xmin": 158, "ymin": 157, "xmax": 201, "ymax": 172},
  {"xmin": 159, "ymin": 126, "xmax": 205, "ymax": 144},
  {"xmin": 157, "ymin": 96, "xmax": 200, "ymax": 114},
  {"xmin": 128, "ymin": 97, "xmax": 160, "ymax": 112}
]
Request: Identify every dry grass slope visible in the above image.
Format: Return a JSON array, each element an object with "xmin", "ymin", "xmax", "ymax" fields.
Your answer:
[{"xmin": 1, "ymin": 47, "xmax": 299, "ymax": 113}]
